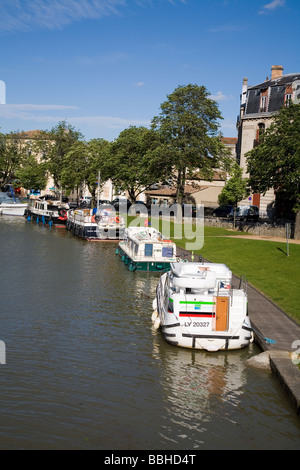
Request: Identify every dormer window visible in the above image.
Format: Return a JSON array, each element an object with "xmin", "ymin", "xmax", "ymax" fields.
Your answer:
[
  {"xmin": 259, "ymin": 94, "xmax": 268, "ymax": 112},
  {"xmin": 284, "ymin": 84, "xmax": 293, "ymax": 106}
]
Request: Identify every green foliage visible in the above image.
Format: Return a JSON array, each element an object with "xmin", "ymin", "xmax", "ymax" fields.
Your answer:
[
  {"xmin": 218, "ymin": 162, "xmax": 249, "ymax": 207},
  {"xmin": 40, "ymin": 121, "xmax": 84, "ymax": 189},
  {"xmin": 16, "ymin": 154, "xmax": 48, "ymax": 191},
  {"xmin": 108, "ymin": 126, "xmax": 164, "ymax": 201},
  {"xmin": 152, "ymin": 84, "xmax": 225, "ymax": 203},
  {"xmin": 60, "ymin": 140, "xmax": 88, "ymax": 194},
  {"xmin": 84, "ymin": 138, "xmax": 111, "ymax": 203},
  {"xmin": 61, "ymin": 138, "xmax": 111, "ymax": 204},
  {"xmin": 0, "ymin": 132, "xmax": 28, "ymax": 189}
]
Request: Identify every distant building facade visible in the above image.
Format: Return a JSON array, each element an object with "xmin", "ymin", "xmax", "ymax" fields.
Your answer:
[{"xmin": 236, "ymin": 65, "xmax": 300, "ymax": 217}]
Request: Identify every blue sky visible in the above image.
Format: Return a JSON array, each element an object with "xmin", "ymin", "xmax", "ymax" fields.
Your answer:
[{"xmin": 0, "ymin": 0, "xmax": 299, "ymax": 141}]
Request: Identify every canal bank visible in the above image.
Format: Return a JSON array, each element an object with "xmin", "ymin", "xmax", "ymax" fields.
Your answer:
[{"xmin": 176, "ymin": 244, "xmax": 300, "ymax": 416}]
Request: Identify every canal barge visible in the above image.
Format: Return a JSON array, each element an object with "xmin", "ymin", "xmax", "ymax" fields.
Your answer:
[
  {"xmin": 66, "ymin": 208, "xmax": 125, "ymax": 240},
  {"xmin": 0, "ymin": 192, "xmax": 28, "ymax": 216},
  {"xmin": 116, "ymin": 226, "xmax": 177, "ymax": 272},
  {"xmin": 153, "ymin": 261, "xmax": 253, "ymax": 351},
  {"xmin": 25, "ymin": 198, "xmax": 69, "ymax": 226}
]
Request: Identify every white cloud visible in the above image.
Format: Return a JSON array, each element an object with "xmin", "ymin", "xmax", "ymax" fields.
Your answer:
[
  {"xmin": 71, "ymin": 115, "xmax": 150, "ymax": 129},
  {"xmin": 0, "ymin": 0, "xmax": 187, "ymax": 33},
  {"xmin": 259, "ymin": 0, "xmax": 285, "ymax": 14},
  {"xmin": 0, "ymin": 103, "xmax": 78, "ymax": 119},
  {"xmin": 0, "ymin": 102, "xmax": 150, "ymax": 138},
  {"xmin": 0, "ymin": 0, "xmax": 127, "ymax": 33},
  {"xmin": 210, "ymin": 91, "xmax": 233, "ymax": 102}
]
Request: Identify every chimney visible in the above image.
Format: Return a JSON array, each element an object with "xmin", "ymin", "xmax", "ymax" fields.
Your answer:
[
  {"xmin": 241, "ymin": 77, "xmax": 248, "ymax": 105},
  {"xmin": 271, "ymin": 65, "xmax": 283, "ymax": 80}
]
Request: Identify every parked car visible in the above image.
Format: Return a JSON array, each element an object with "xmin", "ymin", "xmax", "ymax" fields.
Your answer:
[
  {"xmin": 228, "ymin": 205, "xmax": 259, "ymax": 221},
  {"xmin": 112, "ymin": 198, "xmax": 132, "ymax": 211},
  {"xmin": 212, "ymin": 205, "xmax": 233, "ymax": 217},
  {"xmin": 80, "ymin": 196, "xmax": 92, "ymax": 206}
]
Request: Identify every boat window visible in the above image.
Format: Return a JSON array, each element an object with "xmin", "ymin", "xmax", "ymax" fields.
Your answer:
[
  {"xmin": 162, "ymin": 247, "xmax": 173, "ymax": 257},
  {"xmin": 164, "ymin": 276, "xmax": 173, "ymax": 312},
  {"xmin": 144, "ymin": 244, "xmax": 153, "ymax": 257}
]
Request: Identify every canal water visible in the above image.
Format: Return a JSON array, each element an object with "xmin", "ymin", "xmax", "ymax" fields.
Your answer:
[{"xmin": 0, "ymin": 216, "xmax": 299, "ymax": 450}]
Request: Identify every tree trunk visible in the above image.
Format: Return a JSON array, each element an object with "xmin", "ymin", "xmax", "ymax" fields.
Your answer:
[
  {"xmin": 294, "ymin": 211, "xmax": 300, "ymax": 240},
  {"xmin": 176, "ymin": 168, "xmax": 186, "ymax": 205}
]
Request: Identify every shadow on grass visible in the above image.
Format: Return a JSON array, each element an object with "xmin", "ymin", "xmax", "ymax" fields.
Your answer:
[{"xmin": 277, "ymin": 247, "xmax": 288, "ymax": 256}]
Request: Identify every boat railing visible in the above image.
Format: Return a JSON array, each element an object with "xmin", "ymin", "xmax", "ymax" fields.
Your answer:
[{"xmin": 239, "ymin": 275, "xmax": 248, "ymax": 293}]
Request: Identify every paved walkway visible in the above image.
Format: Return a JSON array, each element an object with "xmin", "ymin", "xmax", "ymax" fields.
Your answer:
[
  {"xmin": 226, "ymin": 234, "xmax": 300, "ymax": 244},
  {"xmin": 176, "ymin": 239, "xmax": 300, "ymax": 415}
]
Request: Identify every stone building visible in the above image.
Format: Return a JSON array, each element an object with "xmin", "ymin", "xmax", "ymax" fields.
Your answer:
[{"xmin": 236, "ymin": 65, "xmax": 300, "ymax": 217}]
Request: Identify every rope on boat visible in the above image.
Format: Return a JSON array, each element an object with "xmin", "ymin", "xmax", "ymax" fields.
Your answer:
[{"xmin": 251, "ymin": 326, "xmax": 277, "ymax": 344}]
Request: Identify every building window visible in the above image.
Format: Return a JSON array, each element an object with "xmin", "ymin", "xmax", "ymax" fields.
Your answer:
[
  {"xmin": 284, "ymin": 93, "xmax": 292, "ymax": 106},
  {"xmin": 260, "ymin": 95, "xmax": 267, "ymax": 112},
  {"xmin": 284, "ymin": 85, "xmax": 293, "ymax": 106},
  {"xmin": 254, "ymin": 123, "xmax": 265, "ymax": 146}
]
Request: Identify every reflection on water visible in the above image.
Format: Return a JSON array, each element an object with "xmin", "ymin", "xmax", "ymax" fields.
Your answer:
[{"xmin": 0, "ymin": 216, "xmax": 299, "ymax": 450}]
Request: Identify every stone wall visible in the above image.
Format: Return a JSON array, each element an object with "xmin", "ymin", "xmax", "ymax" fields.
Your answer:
[{"xmin": 204, "ymin": 216, "xmax": 295, "ymax": 239}]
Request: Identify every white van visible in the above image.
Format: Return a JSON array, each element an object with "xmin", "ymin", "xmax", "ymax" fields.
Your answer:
[{"xmin": 80, "ymin": 196, "xmax": 92, "ymax": 205}]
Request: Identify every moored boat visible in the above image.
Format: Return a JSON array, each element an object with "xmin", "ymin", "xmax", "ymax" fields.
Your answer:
[
  {"xmin": 0, "ymin": 192, "xmax": 28, "ymax": 216},
  {"xmin": 153, "ymin": 261, "xmax": 253, "ymax": 351},
  {"xmin": 116, "ymin": 226, "xmax": 177, "ymax": 272},
  {"xmin": 66, "ymin": 207, "xmax": 125, "ymax": 240},
  {"xmin": 25, "ymin": 198, "xmax": 69, "ymax": 226}
]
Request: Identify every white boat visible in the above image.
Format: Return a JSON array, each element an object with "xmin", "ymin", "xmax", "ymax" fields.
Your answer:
[
  {"xmin": 153, "ymin": 261, "xmax": 253, "ymax": 351},
  {"xmin": 25, "ymin": 198, "xmax": 69, "ymax": 226},
  {"xmin": 0, "ymin": 192, "xmax": 28, "ymax": 216},
  {"xmin": 66, "ymin": 207, "xmax": 125, "ymax": 240},
  {"xmin": 116, "ymin": 226, "xmax": 177, "ymax": 272}
]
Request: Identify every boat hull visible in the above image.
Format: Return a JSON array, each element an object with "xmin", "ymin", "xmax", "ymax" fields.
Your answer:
[
  {"xmin": 0, "ymin": 204, "xmax": 28, "ymax": 216},
  {"xmin": 66, "ymin": 220, "xmax": 125, "ymax": 240},
  {"xmin": 154, "ymin": 266, "xmax": 253, "ymax": 351},
  {"xmin": 66, "ymin": 210, "xmax": 125, "ymax": 241},
  {"xmin": 25, "ymin": 209, "xmax": 67, "ymax": 226},
  {"xmin": 159, "ymin": 322, "xmax": 252, "ymax": 351}
]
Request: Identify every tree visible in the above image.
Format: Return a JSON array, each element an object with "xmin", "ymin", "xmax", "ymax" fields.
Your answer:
[
  {"xmin": 61, "ymin": 138, "xmax": 111, "ymax": 206},
  {"xmin": 60, "ymin": 141, "xmax": 88, "ymax": 201},
  {"xmin": 16, "ymin": 154, "xmax": 48, "ymax": 193},
  {"xmin": 151, "ymin": 84, "xmax": 227, "ymax": 204},
  {"xmin": 246, "ymin": 103, "xmax": 300, "ymax": 238},
  {"xmin": 85, "ymin": 138, "xmax": 112, "ymax": 205},
  {"xmin": 218, "ymin": 162, "xmax": 249, "ymax": 228},
  {"xmin": 39, "ymin": 121, "xmax": 84, "ymax": 191},
  {"xmin": 0, "ymin": 132, "xmax": 27, "ymax": 190},
  {"xmin": 108, "ymin": 126, "xmax": 164, "ymax": 202}
]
